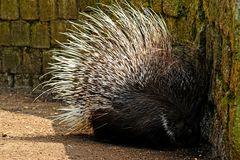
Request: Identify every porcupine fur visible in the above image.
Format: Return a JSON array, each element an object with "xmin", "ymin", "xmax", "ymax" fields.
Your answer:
[{"xmin": 41, "ymin": 2, "xmax": 209, "ymax": 148}]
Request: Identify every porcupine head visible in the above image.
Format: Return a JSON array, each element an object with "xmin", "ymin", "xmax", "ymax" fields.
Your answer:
[{"xmin": 41, "ymin": 2, "xmax": 208, "ymax": 148}]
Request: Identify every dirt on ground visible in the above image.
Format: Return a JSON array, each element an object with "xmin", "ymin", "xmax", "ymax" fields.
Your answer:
[{"xmin": 0, "ymin": 89, "xmax": 212, "ymax": 160}]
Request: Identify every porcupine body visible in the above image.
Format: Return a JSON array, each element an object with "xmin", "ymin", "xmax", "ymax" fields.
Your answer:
[{"xmin": 43, "ymin": 2, "xmax": 209, "ymax": 147}]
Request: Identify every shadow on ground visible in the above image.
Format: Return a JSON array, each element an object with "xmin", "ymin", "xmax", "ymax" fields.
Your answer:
[{"xmin": 0, "ymin": 89, "xmax": 213, "ymax": 160}]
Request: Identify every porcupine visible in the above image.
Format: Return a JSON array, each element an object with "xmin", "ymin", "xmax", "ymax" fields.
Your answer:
[{"xmin": 41, "ymin": 2, "xmax": 209, "ymax": 148}]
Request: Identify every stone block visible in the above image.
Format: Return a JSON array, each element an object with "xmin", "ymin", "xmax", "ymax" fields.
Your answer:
[
  {"xmin": 0, "ymin": 0, "xmax": 19, "ymax": 20},
  {"xmin": 22, "ymin": 48, "xmax": 42, "ymax": 74},
  {"xmin": 14, "ymin": 74, "xmax": 30, "ymax": 88},
  {"xmin": 39, "ymin": 0, "xmax": 57, "ymax": 21},
  {"xmin": 0, "ymin": 73, "xmax": 8, "ymax": 88},
  {"xmin": 163, "ymin": 0, "xmax": 177, "ymax": 17},
  {"xmin": 20, "ymin": 0, "xmax": 39, "ymax": 20},
  {"xmin": 14, "ymin": 74, "xmax": 40, "ymax": 88},
  {"xmin": 31, "ymin": 22, "xmax": 50, "ymax": 48},
  {"xmin": 164, "ymin": 17, "xmax": 177, "ymax": 36},
  {"xmin": 30, "ymin": 74, "xmax": 41, "ymax": 88},
  {"xmin": 77, "ymin": 0, "xmax": 97, "ymax": 11},
  {"xmin": 50, "ymin": 20, "xmax": 68, "ymax": 46},
  {"xmin": 150, "ymin": 0, "xmax": 162, "ymax": 13},
  {"xmin": 11, "ymin": 21, "xmax": 30, "ymax": 46},
  {"xmin": 175, "ymin": 17, "xmax": 193, "ymax": 40},
  {"xmin": 5, "ymin": 73, "xmax": 15, "ymax": 87},
  {"xmin": 98, "ymin": 0, "xmax": 112, "ymax": 5},
  {"xmin": 42, "ymin": 51, "xmax": 53, "ymax": 74},
  {"xmin": 229, "ymin": 47, "xmax": 240, "ymax": 93},
  {"xmin": 231, "ymin": 97, "xmax": 240, "ymax": 159},
  {"xmin": 0, "ymin": 47, "xmax": 2, "ymax": 73},
  {"xmin": 59, "ymin": 0, "xmax": 78, "ymax": 19},
  {"xmin": 221, "ymin": 38, "xmax": 232, "ymax": 85},
  {"xmin": 162, "ymin": 0, "xmax": 186, "ymax": 17},
  {"xmin": 132, "ymin": 0, "xmax": 149, "ymax": 8},
  {"xmin": 0, "ymin": 22, "xmax": 11, "ymax": 45},
  {"xmin": 2, "ymin": 47, "xmax": 21, "ymax": 74}
]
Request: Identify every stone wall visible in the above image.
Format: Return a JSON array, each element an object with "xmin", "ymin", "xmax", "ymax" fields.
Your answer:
[
  {"xmin": 204, "ymin": 1, "xmax": 240, "ymax": 159},
  {"xmin": 0, "ymin": 0, "xmax": 202, "ymax": 88},
  {"xmin": 0, "ymin": 0, "xmax": 240, "ymax": 159},
  {"xmin": 0, "ymin": 0, "xmax": 79, "ymax": 88},
  {"xmin": 0, "ymin": 0, "xmax": 204, "ymax": 89},
  {"xmin": 158, "ymin": 1, "xmax": 240, "ymax": 159}
]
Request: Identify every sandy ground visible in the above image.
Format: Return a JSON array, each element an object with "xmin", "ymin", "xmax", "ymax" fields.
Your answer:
[{"xmin": 0, "ymin": 89, "xmax": 212, "ymax": 160}]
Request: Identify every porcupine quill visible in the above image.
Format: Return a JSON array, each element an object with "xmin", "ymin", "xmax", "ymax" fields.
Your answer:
[{"xmin": 39, "ymin": 2, "xmax": 209, "ymax": 148}]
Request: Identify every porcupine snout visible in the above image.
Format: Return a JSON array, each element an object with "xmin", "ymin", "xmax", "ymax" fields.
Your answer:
[{"xmin": 166, "ymin": 113, "xmax": 201, "ymax": 147}]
